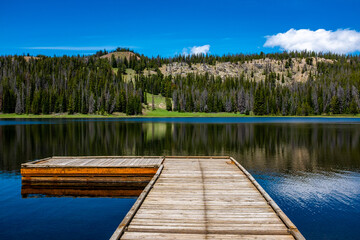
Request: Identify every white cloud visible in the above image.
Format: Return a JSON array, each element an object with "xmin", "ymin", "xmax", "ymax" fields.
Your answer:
[
  {"xmin": 190, "ymin": 45, "xmax": 210, "ymax": 55},
  {"xmin": 182, "ymin": 44, "xmax": 210, "ymax": 55},
  {"xmin": 264, "ymin": 28, "xmax": 360, "ymax": 54}
]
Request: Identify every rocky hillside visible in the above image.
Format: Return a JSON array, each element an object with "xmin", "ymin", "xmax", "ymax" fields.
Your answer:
[{"xmin": 159, "ymin": 57, "xmax": 334, "ymax": 83}]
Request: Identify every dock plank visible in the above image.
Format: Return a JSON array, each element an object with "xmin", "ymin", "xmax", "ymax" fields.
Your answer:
[{"xmin": 121, "ymin": 232, "xmax": 295, "ymax": 240}]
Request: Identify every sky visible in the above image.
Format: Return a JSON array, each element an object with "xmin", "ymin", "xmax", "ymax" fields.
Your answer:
[{"xmin": 1, "ymin": 0, "xmax": 360, "ymax": 57}]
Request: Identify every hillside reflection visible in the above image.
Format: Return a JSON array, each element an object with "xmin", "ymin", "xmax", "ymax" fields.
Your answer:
[{"xmin": 1, "ymin": 120, "xmax": 360, "ymax": 172}]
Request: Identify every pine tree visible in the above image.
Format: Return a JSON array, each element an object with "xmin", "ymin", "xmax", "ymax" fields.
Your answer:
[
  {"xmin": 349, "ymin": 99, "xmax": 359, "ymax": 115},
  {"xmin": 253, "ymin": 87, "xmax": 265, "ymax": 115},
  {"xmin": 166, "ymin": 98, "xmax": 172, "ymax": 111},
  {"xmin": 68, "ymin": 94, "xmax": 75, "ymax": 114},
  {"xmin": 330, "ymin": 96, "xmax": 340, "ymax": 114},
  {"xmin": 31, "ymin": 90, "xmax": 41, "ymax": 114}
]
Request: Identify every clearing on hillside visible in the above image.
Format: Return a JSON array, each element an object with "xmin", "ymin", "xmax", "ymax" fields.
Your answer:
[{"xmin": 100, "ymin": 51, "xmax": 140, "ymax": 61}]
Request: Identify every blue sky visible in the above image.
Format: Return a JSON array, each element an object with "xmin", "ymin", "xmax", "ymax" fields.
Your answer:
[{"xmin": 1, "ymin": 0, "xmax": 360, "ymax": 57}]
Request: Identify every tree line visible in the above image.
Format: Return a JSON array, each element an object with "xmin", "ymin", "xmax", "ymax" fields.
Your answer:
[
  {"xmin": 0, "ymin": 55, "xmax": 143, "ymax": 115},
  {"xmin": 0, "ymin": 50, "xmax": 359, "ymax": 115}
]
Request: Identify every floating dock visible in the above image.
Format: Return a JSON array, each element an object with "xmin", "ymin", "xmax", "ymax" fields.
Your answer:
[
  {"xmin": 21, "ymin": 156, "xmax": 304, "ymax": 240},
  {"xmin": 21, "ymin": 156, "xmax": 163, "ymax": 198}
]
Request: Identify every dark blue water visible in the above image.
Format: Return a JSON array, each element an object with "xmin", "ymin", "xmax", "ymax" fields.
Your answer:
[
  {"xmin": 1, "ymin": 117, "xmax": 360, "ymax": 239},
  {"xmin": 0, "ymin": 173, "xmax": 136, "ymax": 240},
  {"xmin": 255, "ymin": 172, "xmax": 360, "ymax": 239}
]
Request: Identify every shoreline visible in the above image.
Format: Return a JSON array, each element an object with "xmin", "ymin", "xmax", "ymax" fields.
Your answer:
[{"xmin": 0, "ymin": 111, "xmax": 359, "ymax": 119}]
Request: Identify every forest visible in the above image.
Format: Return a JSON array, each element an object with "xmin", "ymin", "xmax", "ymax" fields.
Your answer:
[{"xmin": 0, "ymin": 48, "xmax": 359, "ymax": 116}]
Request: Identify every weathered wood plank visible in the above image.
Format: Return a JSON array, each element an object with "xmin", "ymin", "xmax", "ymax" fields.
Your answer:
[
  {"xmin": 121, "ymin": 232, "xmax": 295, "ymax": 240},
  {"xmin": 21, "ymin": 167, "xmax": 158, "ymax": 176},
  {"xmin": 130, "ymin": 218, "xmax": 284, "ymax": 224},
  {"xmin": 126, "ymin": 226, "xmax": 289, "ymax": 235}
]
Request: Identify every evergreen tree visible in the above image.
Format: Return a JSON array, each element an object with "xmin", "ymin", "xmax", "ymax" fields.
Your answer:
[
  {"xmin": 253, "ymin": 87, "xmax": 265, "ymax": 115},
  {"xmin": 349, "ymin": 99, "xmax": 359, "ymax": 115},
  {"xmin": 330, "ymin": 96, "xmax": 340, "ymax": 114},
  {"xmin": 166, "ymin": 98, "xmax": 172, "ymax": 111},
  {"xmin": 68, "ymin": 94, "xmax": 75, "ymax": 114}
]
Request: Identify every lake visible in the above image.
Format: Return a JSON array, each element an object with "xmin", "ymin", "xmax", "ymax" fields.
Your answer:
[{"xmin": 0, "ymin": 117, "xmax": 360, "ymax": 239}]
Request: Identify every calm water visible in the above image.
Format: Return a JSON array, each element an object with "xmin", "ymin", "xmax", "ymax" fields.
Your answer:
[{"xmin": 1, "ymin": 117, "xmax": 360, "ymax": 240}]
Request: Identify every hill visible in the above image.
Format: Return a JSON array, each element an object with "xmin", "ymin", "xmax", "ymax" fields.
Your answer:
[{"xmin": 100, "ymin": 51, "xmax": 140, "ymax": 61}]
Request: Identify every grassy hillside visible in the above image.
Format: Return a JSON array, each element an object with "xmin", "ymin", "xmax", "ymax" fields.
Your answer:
[
  {"xmin": 100, "ymin": 51, "xmax": 139, "ymax": 61},
  {"xmin": 112, "ymin": 68, "xmax": 137, "ymax": 82},
  {"xmin": 146, "ymin": 93, "xmax": 169, "ymax": 110}
]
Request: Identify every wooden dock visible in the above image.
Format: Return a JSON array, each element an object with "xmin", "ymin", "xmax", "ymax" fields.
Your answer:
[
  {"xmin": 21, "ymin": 156, "xmax": 304, "ymax": 240},
  {"xmin": 21, "ymin": 156, "xmax": 163, "ymax": 198},
  {"xmin": 21, "ymin": 156, "xmax": 163, "ymax": 183}
]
